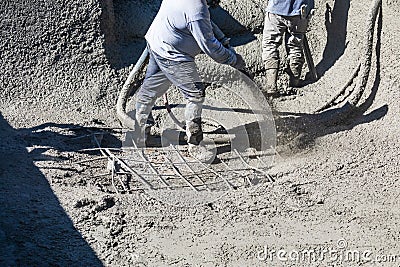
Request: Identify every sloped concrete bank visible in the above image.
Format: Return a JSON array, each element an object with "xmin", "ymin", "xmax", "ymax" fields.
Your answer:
[{"xmin": 1, "ymin": 0, "xmax": 400, "ymax": 266}]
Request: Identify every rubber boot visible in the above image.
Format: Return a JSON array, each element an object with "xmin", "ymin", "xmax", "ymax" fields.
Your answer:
[
  {"xmin": 288, "ymin": 62, "xmax": 304, "ymax": 88},
  {"xmin": 135, "ymin": 102, "xmax": 156, "ymax": 147},
  {"xmin": 265, "ymin": 68, "xmax": 279, "ymax": 97},
  {"xmin": 186, "ymin": 118, "xmax": 203, "ymax": 145},
  {"xmin": 185, "ymin": 100, "xmax": 215, "ymax": 163}
]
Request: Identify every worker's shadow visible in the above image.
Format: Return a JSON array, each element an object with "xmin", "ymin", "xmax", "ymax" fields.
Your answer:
[
  {"xmin": 314, "ymin": 0, "xmax": 350, "ymax": 78},
  {"xmin": 0, "ymin": 116, "xmax": 104, "ymax": 266}
]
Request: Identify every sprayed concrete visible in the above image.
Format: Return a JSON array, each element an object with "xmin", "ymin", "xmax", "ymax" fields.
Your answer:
[
  {"xmin": 0, "ymin": 0, "xmax": 336, "ymax": 126},
  {"xmin": 1, "ymin": 0, "xmax": 400, "ymax": 266},
  {"xmin": 0, "ymin": 0, "xmax": 119, "ymax": 127}
]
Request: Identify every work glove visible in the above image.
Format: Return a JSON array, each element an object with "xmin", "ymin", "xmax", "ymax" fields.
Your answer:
[{"xmin": 232, "ymin": 53, "xmax": 246, "ymax": 71}]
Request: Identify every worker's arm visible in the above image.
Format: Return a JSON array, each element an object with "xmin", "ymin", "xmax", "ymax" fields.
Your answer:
[
  {"xmin": 187, "ymin": 18, "xmax": 241, "ymax": 67},
  {"xmin": 211, "ymin": 20, "xmax": 230, "ymax": 48}
]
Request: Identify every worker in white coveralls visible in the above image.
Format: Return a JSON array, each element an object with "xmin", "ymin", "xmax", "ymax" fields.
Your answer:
[
  {"xmin": 135, "ymin": 0, "xmax": 246, "ymax": 161},
  {"xmin": 262, "ymin": 0, "xmax": 315, "ymax": 96}
]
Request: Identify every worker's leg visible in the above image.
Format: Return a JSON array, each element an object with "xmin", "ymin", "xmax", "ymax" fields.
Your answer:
[
  {"xmin": 135, "ymin": 51, "xmax": 171, "ymax": 143},
  {"xmin": 262, "ymin": 12, "xmax": 286, "ymax": 94},
  {"xmin": 154, "ymin": 58, "xmax": 213, "ymax": 161},
  {"xmin": 151, "ymin": 55, "xmax": 206, "ymax": 145},
  {"xmin": 185, "ymin": 95, "xmax": 205, "ymax": 146},
  {"xmin": 285, "ymin": 16, "xmax": 308, "ymax": 87},
  {"xmin": 172, "ymin": 62, "xmax": 205, "ymax": 145},
  {"xmin": 262, "ymin": 12, "xmax": 286, "ymax": 69}
]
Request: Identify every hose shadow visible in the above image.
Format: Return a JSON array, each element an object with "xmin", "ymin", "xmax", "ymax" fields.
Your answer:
[
  {"xmin": 0, "ymin": 115, "xmax": 103, "ymax": 266},
  {"xmin": 315, "ymin": 0, "xmax": 350, "ymax": 78},
  {"xmin": 19, "ymin": 122, "xmax": 122, "ymax": 158}
]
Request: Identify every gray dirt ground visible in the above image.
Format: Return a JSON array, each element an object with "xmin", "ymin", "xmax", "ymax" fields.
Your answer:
[{"xmin": 1, "ymin": 0, "xmax": 399, "ymax": 266}]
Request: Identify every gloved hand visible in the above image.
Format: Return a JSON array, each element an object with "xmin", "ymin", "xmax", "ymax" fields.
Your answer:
[{"xmin": 232, "ymin": 53, "xmax": 246, "ymax": 70}]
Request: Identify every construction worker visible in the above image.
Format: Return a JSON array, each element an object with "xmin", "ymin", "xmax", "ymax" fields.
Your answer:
[
  {"xmin": 135, "ymin": 0, "xmax": 245, "ymax": 161},
  {"xmin": 262, "ymin": 0, "xmax": 314, "ymax": 96}
]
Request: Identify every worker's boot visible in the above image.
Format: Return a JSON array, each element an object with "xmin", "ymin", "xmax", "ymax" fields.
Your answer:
[
  {"xmin": 288, "ymin": 61, "xmax": 304, "ymax": 88},
  {"xmin": 135, "ymin": 102, "xmax": 157, "ymax": 147},
  {"xmin": 186, "ymin": 118, "xmax": 203, "ymax": 146},
  {"xmin": 185, "ymin": 100, "xmax": 215, "ymax": 163},
  {"xmin": 187, "ymin": 119, "xmax": 215, "ymax": 163},
  {"xmin": 265, "ymin": 68, "xmax": 279, "ymax": 97}
]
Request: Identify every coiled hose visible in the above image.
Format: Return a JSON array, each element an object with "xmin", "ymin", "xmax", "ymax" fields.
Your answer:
[{"xmin": 316, "ymin": 0, "xmax": 382, "ymax": 116}]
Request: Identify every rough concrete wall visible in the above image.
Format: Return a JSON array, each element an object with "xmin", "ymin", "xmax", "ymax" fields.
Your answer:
[
  {"xmin": 0, "ymin": 0, "xmax": 120, "ymax": 126},
  {"xmin": 385, "ymin": 0, "xmax": 400, "ymax": 11},
  {"xmin": 211, "ymin": 0, "xmax": 266, "ymax": 35},
  {"xmin": 113, "ymin": 0, "xmax": 161, "ymax": 41},
  {"xmin": 0, "ymin": 0, "xmax": 269, "ymax": 128}
]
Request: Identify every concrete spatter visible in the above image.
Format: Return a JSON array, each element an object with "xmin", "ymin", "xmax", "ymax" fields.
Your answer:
[{"xmin": 1, "ymin": 0, "xmax": 400, "ymax": 266}]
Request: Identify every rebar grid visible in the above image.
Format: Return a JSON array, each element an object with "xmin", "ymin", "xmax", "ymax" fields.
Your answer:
[{"xmin": 83, "ymin": 134, "xmax": 274, "ymax": 194}]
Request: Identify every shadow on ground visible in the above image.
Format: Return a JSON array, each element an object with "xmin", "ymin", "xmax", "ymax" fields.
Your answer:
[
  {"xmin": 210, "ymin": 6, "xmax": 257, "ymax": 47},
  {"xmin": 315, "ymin": 0, "xmax": 350, "ymax": 78},
  {"xmin": 0, "ymin": 115, "xmax": 104, "ymax": 266}
]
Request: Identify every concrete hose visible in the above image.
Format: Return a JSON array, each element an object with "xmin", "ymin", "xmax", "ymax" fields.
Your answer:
[
  {"xmin": 115, "ymin": 48, "xmax": 184, "ymax": 131},
  {"xmin": 317, "ymin": 0, "xmax": 382, "ymax": 117},
  {"xmin": 314, "ymin": 63, "xmax": 361, "ymax": 113},
  {"xmin": 348, "ymin": 0, "xmax": 382, "ymax": 107},
  {"xmin": 116, "ymin": 48, "xmax": 149, "ymax": 129}
]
